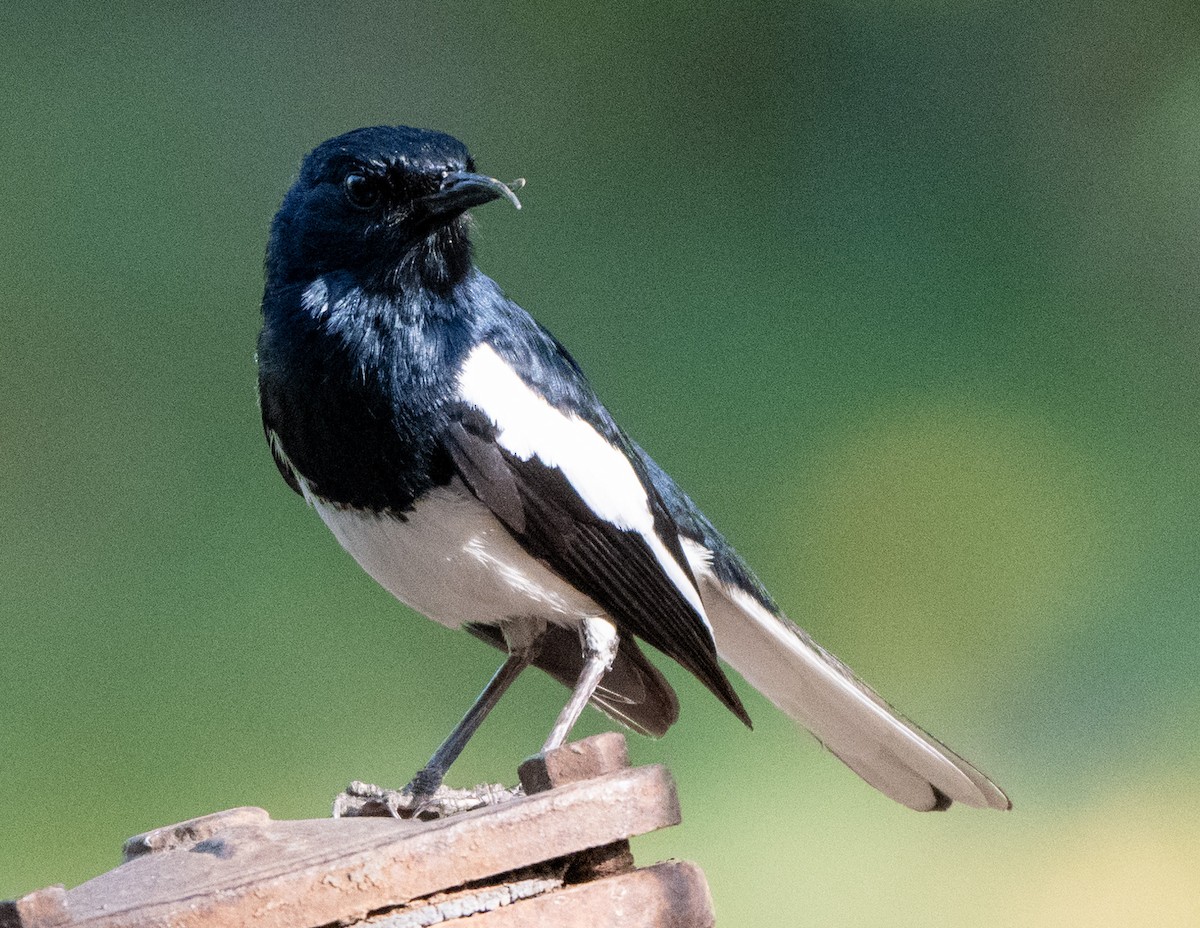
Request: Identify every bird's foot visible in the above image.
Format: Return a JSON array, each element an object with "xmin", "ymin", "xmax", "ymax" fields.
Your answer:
[{"xmin": 332, "ymin": 778, "xmax": 522, "ymax": 820}]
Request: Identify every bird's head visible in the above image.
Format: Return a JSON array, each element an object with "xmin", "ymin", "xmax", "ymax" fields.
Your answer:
[{"xmin": 266, "ymin": 126, "xmax": 522, "ymax": 296}]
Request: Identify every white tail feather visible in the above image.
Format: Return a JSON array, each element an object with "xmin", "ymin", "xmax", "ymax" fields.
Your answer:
[{"xmin": 684, "ymin": 545, "xmax": 1009, "ymax": 811}]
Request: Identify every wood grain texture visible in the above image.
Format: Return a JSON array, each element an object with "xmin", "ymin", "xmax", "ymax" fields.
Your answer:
[{"xmin": 3, "ymin": 735, "xmax": 712, "ymax": 928}]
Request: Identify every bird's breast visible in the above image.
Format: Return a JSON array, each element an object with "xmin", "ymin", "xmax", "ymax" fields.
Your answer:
[
  {"xmin": 312, "ymin": 483, "xmax": 606, "ymax": 630},
  {"xmin": 258, "ymin": 295, "xmax": 463, "ymax": 512}
]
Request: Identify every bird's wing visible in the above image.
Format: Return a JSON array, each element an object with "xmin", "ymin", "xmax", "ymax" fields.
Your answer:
[
  {"xmin": 636, "ymin": 446, "xmax": 1011, "ymax": 812},
  {"xmin": 445, "ymin": 341, "xmax": 750, "ymax": 726}
]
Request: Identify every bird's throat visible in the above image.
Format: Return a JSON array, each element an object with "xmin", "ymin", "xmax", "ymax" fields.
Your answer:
[{"xmin": 386, "ymin": 222, "xmax": 474, "ymax": 298}]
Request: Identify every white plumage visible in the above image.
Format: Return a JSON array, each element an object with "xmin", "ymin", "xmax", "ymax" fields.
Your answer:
[{"xmin": 313, "ymin": 486, "xmax": 604, "ymax": 631}]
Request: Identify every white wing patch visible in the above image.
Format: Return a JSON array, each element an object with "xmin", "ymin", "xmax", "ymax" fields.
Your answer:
[{"xmin": 458, "ymin": 343, "xmax": 709, "ymax": 627}]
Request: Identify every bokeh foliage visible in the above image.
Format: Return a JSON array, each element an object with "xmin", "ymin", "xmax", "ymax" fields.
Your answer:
[{"xmin": 2, "ymin": 2, "xmax": 1197, "ymax": 924}]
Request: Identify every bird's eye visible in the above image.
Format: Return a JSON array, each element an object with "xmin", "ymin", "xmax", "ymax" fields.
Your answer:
[{"xmin": 343, "ymin": 173, "xmax": 383, "ymax": 209}]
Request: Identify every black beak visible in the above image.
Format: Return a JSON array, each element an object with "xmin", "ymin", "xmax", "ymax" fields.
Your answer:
[{"xmin": 423, "ymin": 171, "xmax": 524, "ymax": 218}]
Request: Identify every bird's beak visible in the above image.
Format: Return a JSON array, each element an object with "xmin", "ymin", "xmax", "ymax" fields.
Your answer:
[{"xmin": 424, "ymin": 171, "xmax": 524, "ymax": 217}]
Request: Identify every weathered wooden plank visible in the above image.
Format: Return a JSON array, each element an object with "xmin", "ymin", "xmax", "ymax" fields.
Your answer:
[
  {"xmin": 2, "ymin": 735, "xmax": 713, "ymax": 928},
  {"xmin": 453, "ymin": 862, "xmax": 715, "ymax": 928}
]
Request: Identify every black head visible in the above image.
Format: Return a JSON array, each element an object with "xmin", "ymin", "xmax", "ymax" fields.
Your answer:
[{"xmin": 266, "ymin": 126, "xmax": 521, "ymax": 295}]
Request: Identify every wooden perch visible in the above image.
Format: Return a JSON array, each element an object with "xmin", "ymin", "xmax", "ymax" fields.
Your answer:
[{"xmin": 1, "ymin": 734, "xmax": 715, "ymax": 928}]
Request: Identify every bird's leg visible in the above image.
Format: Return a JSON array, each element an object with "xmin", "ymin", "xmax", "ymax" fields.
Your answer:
[
  {"xmin": 406, "ymin": 619, "xmax": 545, "ymax": 804},
  {"xmin": 542, "ymin": 617, "xmax": 619, "ymax": 752},
  {"xmin": 405, "ymin": 653, "xmax": 528, "ymax": 799}
]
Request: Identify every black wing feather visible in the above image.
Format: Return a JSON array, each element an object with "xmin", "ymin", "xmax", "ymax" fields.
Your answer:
[{"xmin": 446, "ymin": 408, "xmax": 751, "ymax": 727}]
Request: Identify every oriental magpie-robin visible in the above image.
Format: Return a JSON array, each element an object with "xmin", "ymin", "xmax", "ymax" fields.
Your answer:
[{"xmin": 257, "ymin": 126, "xmax": 1009, "ymax": 812}]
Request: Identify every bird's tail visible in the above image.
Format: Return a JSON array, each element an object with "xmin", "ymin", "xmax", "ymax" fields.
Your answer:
[{"xmin": 692, "ymin": 566, "xmax": 1010, "ymax": 812}]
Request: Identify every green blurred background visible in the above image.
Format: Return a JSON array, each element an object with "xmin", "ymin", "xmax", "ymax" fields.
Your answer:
[{"xmin": 2, "ymin": 1, "xmax": 1197, "ymax": 924}]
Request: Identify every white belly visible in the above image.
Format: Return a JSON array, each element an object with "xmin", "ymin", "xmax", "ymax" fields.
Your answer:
[{"xmin": 313, "ymin": 483, "xmax": 605, "ymax": 630}]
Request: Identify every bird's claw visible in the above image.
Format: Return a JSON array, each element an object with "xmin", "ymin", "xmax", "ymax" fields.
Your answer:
[{"xmin": 332, "ymin": 779, "xmax": 522, "ymax": 819}]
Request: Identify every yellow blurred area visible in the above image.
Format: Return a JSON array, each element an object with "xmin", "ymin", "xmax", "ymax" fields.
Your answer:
[
  {"xmin": 1021, "ymin": 784, "xmax": 1200, "ymax": 927},
  {"xmin": 638, "ymin": 759, "xmax": 1200, "ymax": 927},
  {"xmin": 794, "ymin": 400, "xmax": 1123, "ymax": 678}
]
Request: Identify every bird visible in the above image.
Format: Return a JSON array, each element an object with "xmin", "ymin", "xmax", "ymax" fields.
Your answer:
[{"xmin": 256, "ymin": 125, "xmax": 1010, "ymax": 814}]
